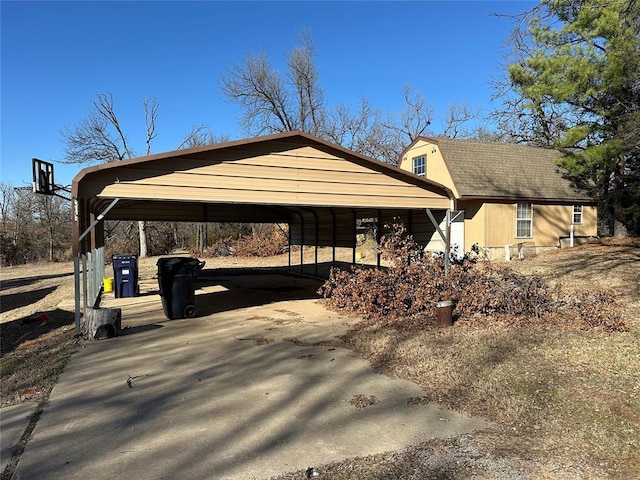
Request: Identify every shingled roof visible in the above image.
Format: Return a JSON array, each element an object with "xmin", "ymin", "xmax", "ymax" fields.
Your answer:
[{"xmin": 429, "ymin": 137, "xmax": 594, "ymax": 202}]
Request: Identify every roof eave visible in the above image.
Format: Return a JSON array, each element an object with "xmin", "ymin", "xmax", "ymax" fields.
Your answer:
[{"xmin": 458, "ymin": 194, "xmax": 597, "ymax": 204}]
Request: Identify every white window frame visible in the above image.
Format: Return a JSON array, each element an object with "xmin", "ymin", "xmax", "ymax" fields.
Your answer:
[
  {"xmin": 516, "ymin": 202, "xmax": 533, "ymax": 238},
  {"xmin": 572, "ymin": 204, "xmax": 583, "ymax": 224},
  {"xmin": 412, "ymin": 156, "xmax": 425, "ymax": 176}
]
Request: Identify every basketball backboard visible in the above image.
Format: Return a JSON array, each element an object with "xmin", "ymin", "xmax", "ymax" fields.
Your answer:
[{"xmin": 32, "ymin": 158, "xmax": 55, "ymax": 195}]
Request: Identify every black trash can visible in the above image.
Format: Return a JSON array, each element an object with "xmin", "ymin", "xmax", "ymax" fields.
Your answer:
[
  {"xmin": 112, "ymin": 254, "xmax": 139, "ymax": 298},
  {"xmin": 157, "ymin": 257, "xmax": 206, "ymax": 319}
]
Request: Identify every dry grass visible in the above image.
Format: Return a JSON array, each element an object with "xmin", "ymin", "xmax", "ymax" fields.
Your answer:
[
  {"xmin": 1, "ymin": 261, "xmax": 78, "ymax": 408},
  {"xmin": 341, "ymin": 324, "xmax": 639, "ymax": 477},
  {"xmin": 270, "ymin": 238, "xmax": 639, "ymax": 479},
  {"xmin": 0, "ymin": 327, "xmax": 76, "ymax": 407}
]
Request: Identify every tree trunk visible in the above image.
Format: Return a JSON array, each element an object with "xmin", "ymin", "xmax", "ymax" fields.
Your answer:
[
  {"xmin": 613, "ymin": 219, "xmax": 629, "ymax": 238},
  {"xmin": 198, "ymin": 223, "xmax": 208, "ymax": 252},
  {"xmin": 138, "ymin": 220, "xmax": 148, "ymax": 257},
  {"xmin": 612, "ymin": 161, "xmax": 629, "ymax": 239},
  {"xmin": 86, "ymin": 307, "xmax": 122, "ymax": 340}
]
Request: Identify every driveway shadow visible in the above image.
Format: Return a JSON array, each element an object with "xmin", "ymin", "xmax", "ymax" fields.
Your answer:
[{"xmin": 0, "ymin": 287, "xmax": 57, "ymax": 314}]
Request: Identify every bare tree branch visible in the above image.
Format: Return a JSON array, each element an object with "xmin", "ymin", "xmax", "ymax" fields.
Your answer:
[
  {"xmin": 441, "ymin": 102, "xmax": 477, "ymax": 138},
  {"xmin": 94, "ymin": 93, "xmax": 134, "ymax": 159},
  {"xmin": 143, "ymin": 96, "xmax": 159, "ymax": 156},
  {"xmin": 221, "ymin": 52, "xmax": 294, "ymax": 135},
  {"xmin": 176, "ymin": 125, "xmax": 230, "ymax": 149}
]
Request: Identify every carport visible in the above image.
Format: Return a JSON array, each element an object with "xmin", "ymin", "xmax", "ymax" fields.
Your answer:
[{"xmin": 71, "ymin": 131, "xmax": 454, "ymax": 330}]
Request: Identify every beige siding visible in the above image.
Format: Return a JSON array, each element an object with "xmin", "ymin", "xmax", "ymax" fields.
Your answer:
[
  {"xmin": 483, "ymin": 203, "xmax": 516, "ymax": 247},
  {"xmin": 399, "ymin": 140, "xmax": 460, "ymax": 197},
  {"xmin": 82, "ymin": 145, "xmax": 450, "ymax": 210},
  {"xmin": 578, "ymin": 205, "xmax": 598, "ymax": 236},
  {"xmin": 458, "ymin": 200, "xmax": 486, "ymax": 251},
  {"xmin": 533, "ymin": 204, "xmax": 597, "ymax": 243},
  {"xmin": 477, "ymin": 202, "xmax": 598, "ymax": 248}
]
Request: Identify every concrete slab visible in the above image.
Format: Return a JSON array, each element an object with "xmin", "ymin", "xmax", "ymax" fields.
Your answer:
[
  {"xmin": 13, "ymin": 272, "xmax": 487, "ymax": 480},
  {"xmin": 0, "ymin": 402, "xmax": 37, "ymax": 472}
]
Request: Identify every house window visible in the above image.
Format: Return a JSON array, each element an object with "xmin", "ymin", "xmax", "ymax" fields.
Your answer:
[
  {"xmin": 516, "ymin": 202, "xmax": 533, "ymax": 238},
  {"xmin": 412, "ymin": 156, "xmax": 425, "ymax": 176},
  {"xmin": 573, "ymin": 205, "xmax": 583, "ymax": 224}
]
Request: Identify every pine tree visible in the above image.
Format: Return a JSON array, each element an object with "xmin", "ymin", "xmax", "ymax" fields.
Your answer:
[{"xmin": 504, "ymin": 0, "xmax": 639, "ymax": 236}]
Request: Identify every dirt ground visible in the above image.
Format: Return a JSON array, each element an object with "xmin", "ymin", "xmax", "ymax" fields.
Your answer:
[
  {"xmin": 1, "ymin": 240, "xmax": 639, "ymax": 479},
  {"xmin": 1, "ymin": 262, "xmax": 76, "ymax": 356}
]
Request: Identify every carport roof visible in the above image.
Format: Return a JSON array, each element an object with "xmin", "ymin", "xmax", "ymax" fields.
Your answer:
[{"xmin": 72, "ymin": 131, "xmax": 453, "ymax": 225}]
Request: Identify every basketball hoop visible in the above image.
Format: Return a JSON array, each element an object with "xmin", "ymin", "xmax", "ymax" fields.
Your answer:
[
  {"xmin": 31, "ymin": 158, "xmax": 71, "ymax": 200},
  {"xmin": 32, "ymin": 158, "xmax": 55, "ymax": 195}
]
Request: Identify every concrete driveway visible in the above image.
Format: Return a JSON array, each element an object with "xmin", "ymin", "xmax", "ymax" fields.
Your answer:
[{"xmin": 14, "ymin": 268, "xmax": 486, "ymax": 480}]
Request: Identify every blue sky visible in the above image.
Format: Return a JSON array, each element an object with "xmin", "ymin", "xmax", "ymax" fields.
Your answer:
[{"xmin": 1, "ymin": 1, "xmax": 534, "ymax": 188}]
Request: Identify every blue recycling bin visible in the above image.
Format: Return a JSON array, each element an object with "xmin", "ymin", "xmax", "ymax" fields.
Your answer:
[{"xmin": 112, "ymin": 254, "xmax": 139, "ymax": 298}]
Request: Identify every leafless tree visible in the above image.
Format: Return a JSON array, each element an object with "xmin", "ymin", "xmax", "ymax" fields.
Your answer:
[
  {"xmin": 176, "ymin": 124, "xmax": 229, "ymax": 150},
  {"xmin": 380, "ymin": 86, "xmax": 434, "ymax": 141},
  {"xmin": 0, "ymin": 182, "xmax": 13, "ymax": 231},
  {"xmin": 323, "ymin": 99, "xmax": 377, "ymax": 151},
  {"xmin": 62, "ymin": 93, "xmax": 134, "ymax": 163},
  {"xmin": 221, "ymin": 30, "xmax": 326, "ymax": 136},
  {"xmin": 286, "ymin": 30, "xmax": 325, "ymax": 135},
  {"xmin": 487, "ymin": 4, "xmax": 585, "ymax": 147},
  {"xmin": 0, "ymin": 184, "xmax": 69, "ymax": 265},
  {"xmin": 33, "ymin": 193, "xmax": 70, "ymax": 262},
  {"xmin": 62, "ymin": 93, "xmax": 158, "ymax": 257},
  {"xmin": 221, "ymin": 33, "xmax": 480, "ymax": 165},
  {"xmin": 441, "ymin": 102, "xmax": 480, "ymax": 139}
]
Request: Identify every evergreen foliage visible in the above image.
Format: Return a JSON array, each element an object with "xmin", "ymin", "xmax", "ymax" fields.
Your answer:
[{"xmin": 504, "ymin": 0, "xmax": 640, "ymax": 236}]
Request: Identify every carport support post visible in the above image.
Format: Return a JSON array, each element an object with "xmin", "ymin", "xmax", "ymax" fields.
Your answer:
[
  {"xmin": 377, "ymin": 209, "xmax": 382, "ymax": 268},
  {"xmin": 288, "ymin": 222, "xmax": 292, "ymax": 269},
  {"xmin": 73, "ymin": 256, "xmax": 81, "ymax": 335},
  {"xmin": 313, "ymin": 210, "xmax": 319, "ymax": 278},
  {"xmin": 331, "ymin": 209, "xmax": 337, "ymax": 264},
  {"xmin": 82, "ymin": 254, "xmax": 88, "ymax": 322},
  {"xmin": 299, "ymin": 214, "xmax": 304, "ymax": 275},
  {"xmin": 73, "ymin": 198, "xmax": 120, "ymax": 335},
  {"xmin": 351, "ymin": 209, "xmax": 357, "ymax": 264}
]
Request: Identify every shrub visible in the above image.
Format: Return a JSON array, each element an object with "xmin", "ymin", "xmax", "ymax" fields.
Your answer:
[
  {"xmin": 318, "ymin": 223, "xmax": 626, "ymax": 332},
  {"xmin": 200, "ymin": 240, "xmax": 235, "ymax": 258},
  {"xmin": 231, "ymin": 227, "xmax": 287, "ymax": 257}
]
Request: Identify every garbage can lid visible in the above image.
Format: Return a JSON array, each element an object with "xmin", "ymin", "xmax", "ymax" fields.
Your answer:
[
  {"xmin": 113, "ymin": 253, "xmax": 137, "ymax": 259},
  {"xmin": 157, "ymin": 257, "xmax": 205, "ymax": 273},
  {"xmin": 436, "ymin": 300, "xmax": 453, "ymax": 307}
]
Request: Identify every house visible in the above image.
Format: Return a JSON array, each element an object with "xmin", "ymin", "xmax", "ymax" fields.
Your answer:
[{"xmin": 398, "ymin": 137, "xmax": 598, "ymax": 259}]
